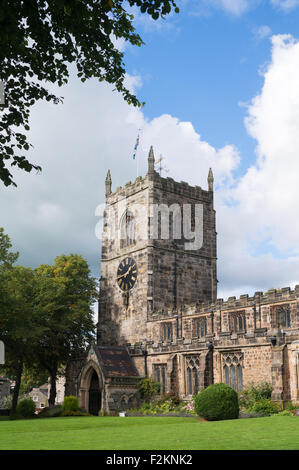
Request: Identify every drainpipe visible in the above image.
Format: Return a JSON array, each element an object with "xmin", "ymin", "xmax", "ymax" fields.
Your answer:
[{"xmin": 142, "ymin": 349, "xmax": 148, "ymax": 377}]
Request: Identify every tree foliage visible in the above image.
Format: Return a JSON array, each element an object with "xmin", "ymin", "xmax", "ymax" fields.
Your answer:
[
  {"xmin": 0, "ymin": 0, "xmax": 179, "ymax": 187},
  {"xmin": 0, "ymin": 228, "xmax": 97, "ymax": 410},
  {"xmin": 0, "ymin": 264, "xmax": 41, "ymax": 414},
  {"xmin": 0, "ymin": 227, "xmax": 19, "ymax": 268},
  {"xmin": 19, "ymin": 365, "xmax": 49, "ymax": 396},
  {"xmin": 33, "ymin": 254, "xmax": 97, "ymax": 405}
]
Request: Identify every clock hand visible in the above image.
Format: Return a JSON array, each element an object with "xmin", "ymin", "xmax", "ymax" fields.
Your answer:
[
  {"xmin": 117, "ymin": 272, "xmax": 128, "ymax": 280},
  {"xmin": 117, "ymin": 266, "xmax": 132, "ymax": 280}
]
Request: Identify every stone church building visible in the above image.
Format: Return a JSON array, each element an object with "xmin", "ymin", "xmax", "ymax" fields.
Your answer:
[{"xmin": 68, "ymin": 147, "xmax": 299, "ymax": 415}]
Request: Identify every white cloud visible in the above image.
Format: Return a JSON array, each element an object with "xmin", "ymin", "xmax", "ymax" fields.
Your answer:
[
  {"xmin": 186, "ymin": 0, "xmax": 299, "ymax": 16},
  {"xmin": 242, "ymin": 34, "xmax": 299, "ymax": 252},
  {"xmin": 270, "ymin": 0, "xmax": 299, "ymax": 12},
  {"xmin": 129, "ymin": 114, "xmax": 240, "ymax": 188},
  {"xmin": 252, "ymin": 25, "xmax": 272, "ymax": 41},
  {"xmin": 188, "ymin": 0, "xmax": 259, "ymax": 16},
  {"xmin": 215, "ymin": 33, "xmax": 299, "ymax": 296},
  {"xmin": 1, "ymin": 33, "xmax": 299, "ymax": 301},
  {"xmin": 0, "ymin": 69, "xmax": 238, "ymax": 285},
  {"xmin": 211, "ymin": 0, "xmax": 250, "ymax": 15}
]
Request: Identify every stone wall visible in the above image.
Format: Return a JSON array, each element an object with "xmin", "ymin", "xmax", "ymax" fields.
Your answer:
[
  {"xmin": 97, "ymin": 167, "xmax": 217, "ymax": 347},
  {"xmin": 127, "ymin": 285, "xmax": 299, "ymax": 404},
  {"xmin": 0, "ymin": 378, "xmax": 10, "ymax": 407},
  {"xmin": 93, "ymin": 154, "xmax": 299, "ymax": 407}
]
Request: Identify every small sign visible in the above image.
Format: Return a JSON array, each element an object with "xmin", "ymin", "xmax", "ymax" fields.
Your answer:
[
  {"xmin": 0, "ymin": 82, "xmax": 4, "ymax": 105},
  {"xmin": 0, "ymin": 341, "xmax": 4, "ymax": 364}
]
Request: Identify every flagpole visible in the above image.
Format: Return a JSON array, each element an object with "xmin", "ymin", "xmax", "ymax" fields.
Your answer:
[
  {"xmin": 134, "ymin": 128, "xmax": 141, "ymax": 179},
  {"xmin": 136, "ymin": 143, "xmax": 139, "ymax": 178}
]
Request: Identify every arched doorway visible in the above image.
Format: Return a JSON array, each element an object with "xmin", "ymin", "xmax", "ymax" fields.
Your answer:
[{"xmin": 88, "ymin": 370, "xmax": 101, "ymax": 415}]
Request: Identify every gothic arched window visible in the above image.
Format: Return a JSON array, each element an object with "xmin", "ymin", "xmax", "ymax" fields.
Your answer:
[
  {"xmin": 224, "ymin": 365, "xmax": 230, "ymax": 385},
  {"xmin": 161, "ymin": 322, "xmax": 173, "ymax": 341},
  {"xmin": 223, "ymin": 353, "xmax": 243, "ymax": 391},
  {"xmin": 120, "ymin": 210, "xmax": 135, "ymax": 248},
  {"xmin": 229, "ymin": 311, "xmax": 246, "ymax": 333},
  {"xmin": 193, "ymin": 368, "xmax": 199, "ymax": 394},
  {"xmin": 276, "ymin": 306, "xmax": 291, "ymax": 328},
  {"xmin": 185, "ymin": 355, "xmax": 201, "ymax": 396},
  {"xmin": 187, "ymin": 368, "xmax": 192, "ymax": 395},
  {"xmin": 237, "ymin": 364, "xmax": 243, "ymax": 390},
  {"xmin": 193, "ymin": 317, "xmax": 207, "ymax": 338},
  {"xmin": 154, "ymin": 364, "xmax": 167, "ymax": 394}
]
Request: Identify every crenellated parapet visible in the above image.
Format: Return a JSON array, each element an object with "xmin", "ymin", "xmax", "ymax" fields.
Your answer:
[
  {"xmin": 153, "ymin": 175, "xmax": 212, "ymax": 203},
  {"xmin": 148, "ymin": 285, "xmax": 299, "ymax": 320},
  {"xmin": 105, "ymin": 171, "xmax": 213, "ymax": 207},
  {"xmin": 215, "ymin": 285, "xmax": 299, "ymax": 309},
  {"xmin": 105, "ymin": 146, "xmax": 214, "ymax": 207},
  {"xmin": 138, "ymin": 285, "xmax": 299, "ymax": 357},
  {"xmin": 105, "ymin": 175, "xmax": 147, "ymax": 205}
]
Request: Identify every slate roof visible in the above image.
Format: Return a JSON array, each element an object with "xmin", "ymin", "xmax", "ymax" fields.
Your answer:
[{"xmin": 94, "ymin": 345, "xmax": 140, "ymax": 378}]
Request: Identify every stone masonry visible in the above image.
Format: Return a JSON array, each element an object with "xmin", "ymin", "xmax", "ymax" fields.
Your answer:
[{"xmin": 74, "ymin": 146, "xmax": 299, "ymax": 413}]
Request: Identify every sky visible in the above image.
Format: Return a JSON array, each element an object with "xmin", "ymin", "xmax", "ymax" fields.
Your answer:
[{"xmin": 1, "ymin": 0, "xmax": 299, "ymax": 302}]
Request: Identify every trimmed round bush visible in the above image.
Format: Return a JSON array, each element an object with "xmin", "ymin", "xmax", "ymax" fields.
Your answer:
[
  {"xmin": 62, "ymin": 395, "xmax": 79, "ymax": 412},
  {"xmin": 194, "ymin": 383, "xmax": 239, "ymax": 421},
  {"xmin": 16, "ymin": 398, "xmax": 36, "ymax": 418}
]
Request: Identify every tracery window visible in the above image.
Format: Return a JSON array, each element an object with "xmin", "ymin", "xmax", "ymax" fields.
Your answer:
[
  {"xmin": 193, "ymin": 317, "xmax": 207, "ymax": 338},
  {"xmin": 120, "ymin": 210, "xmax": 135, "ymax": 248},
  {"xmin": 154, "ymin": 364, "xmax": 167, "ymax": 394},
  {"xmin": 229, "ymin": 311, "xmax": 246, "ymax": 333},
  {"xmin": 120, "ymin": 396, "xmax": 127, "ymax": 407},
  {"xmin": 161, "ymin": 322, "xmax": 173, "ymax": 342},
  {"xmin": 276, "ymin": 305, "xmax": 291, "ymax": 328},
  {"xmin": 185, "ymin": 355, "xmax": 200, "ymax": 395},
  {"xmin": 222, "ymin": 352, "xmax": 243, "ymax": 391}
]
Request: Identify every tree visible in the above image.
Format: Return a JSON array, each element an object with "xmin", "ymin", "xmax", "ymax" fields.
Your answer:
[
  {"xmin": 34, "ymin": 254, "xmax": 97, "ymax": 406},
  {"xmin": 19, "ymin": 365, "xmax": 49, "ymax": 396},
  {"xmin": 0, "ymin": 265, "xmax": 41, "ymax": 414},
  {"xmin": 0, "ymin": 0, "xmax": 179, "ymax": 187},
  {"xmin": 0, "ymin": 227, "xmax": 19, "ymax": 269}
]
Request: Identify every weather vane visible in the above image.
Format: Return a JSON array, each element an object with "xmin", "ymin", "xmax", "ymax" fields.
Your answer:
[{"xmin": 155, "ymin": 154, "xmax": 169, "ymax": 177}]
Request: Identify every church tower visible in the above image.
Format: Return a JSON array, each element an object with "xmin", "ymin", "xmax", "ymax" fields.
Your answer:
[{"xmin": 97, "ymin": 148, "xmax": 217, "ymax": 347}]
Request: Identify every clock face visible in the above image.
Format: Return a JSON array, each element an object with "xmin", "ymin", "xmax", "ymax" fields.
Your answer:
[{"xmin": 117, "ymin": 257, "xmax": 138, "ymax": 291}]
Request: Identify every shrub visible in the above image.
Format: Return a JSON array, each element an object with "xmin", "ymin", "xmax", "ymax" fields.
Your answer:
[
  {"xmin": 286, "ymin": 401, "xmax": 298, "ymax": 411},
  {"xmin": 194, "ymin": 383, "xmax": 239, "ymax": 421},
  {"xmin": 276, "ymin": 410, "xmax": 294, "ymax": 417},
  {"xmin": 16, "ymin": 398, "xmax": 36, "ymax": 418},
  {"xmin": 62, "ymin": 395, "xmax": 79, "ymax": 412},
  {"xmin": 156, "ymin": 392, "xmax": 181, "ymax": 407},
  {"xmin": 138, "ymin": 377, "xmax": 160, "ymax": 402},
  {"xmin": 38, "ymin": 405, "xmax": 63, "ymax": 418},
  {"xmin": 247, "ymin": 399, "xmax": 278, "ymax": 416},
  {"xmin": 238, "ymin": 382, "xmax": 272, "ymax": 410},
  {"xmin": 181, "ymin": 401, "xmax": 195, "ymax": 414}
]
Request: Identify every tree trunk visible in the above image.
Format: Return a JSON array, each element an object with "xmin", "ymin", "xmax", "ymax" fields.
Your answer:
[
  {"xmin": 48, "ymin": 363, "xmax": 58, "ymax": 407},
  {"xmin": 11, "ymin": 358, "xmax": 23, "ymax": 415}
]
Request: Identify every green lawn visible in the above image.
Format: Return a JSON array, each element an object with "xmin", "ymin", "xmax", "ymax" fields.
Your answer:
[{"xmin": 0, "ymin": 416, "xmax": 299, "ymax": 450}]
